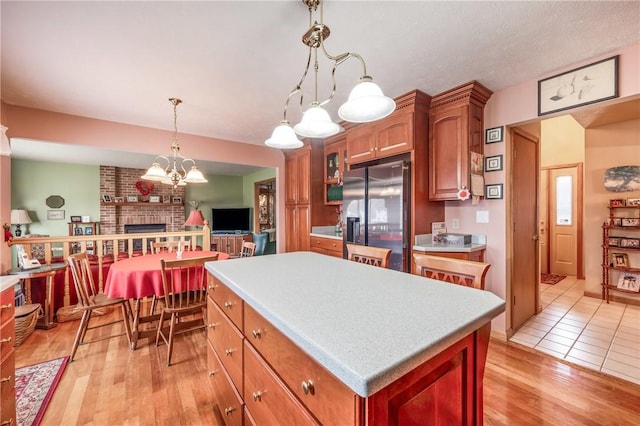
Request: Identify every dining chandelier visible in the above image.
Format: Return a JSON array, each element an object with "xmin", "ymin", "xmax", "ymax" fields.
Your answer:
[
  {"xmin": 265, "ymin": 0, "xmax": 396, "ymax": 149},
  {"xmin": 141, "ymin": 98, "xmax": 208, "ymax": 188}
]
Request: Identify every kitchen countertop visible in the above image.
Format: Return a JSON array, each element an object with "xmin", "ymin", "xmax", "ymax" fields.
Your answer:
[
  {"xmin": 310, "ymin": 225, "xmax": 342, "ymax": 240},
  {"xmin": 205, "ymin": 251, "xmax": 504, "ymax": 397},
  {"xmin": 0, "ymin": 275, "xmax": 20, "ymax": 292},
  {"xmin": 413, "ymin": 233, "xmax": 487, "ymax": 253}
]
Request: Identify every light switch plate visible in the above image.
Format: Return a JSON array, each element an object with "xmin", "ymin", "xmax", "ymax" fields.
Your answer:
[
  {"xmin": 476, "ymin": 210, "xmax": 489, "ymax": 223},
  {"xmin": 452, "ymin": 219, "xmax": 460, "ymax": 229}
]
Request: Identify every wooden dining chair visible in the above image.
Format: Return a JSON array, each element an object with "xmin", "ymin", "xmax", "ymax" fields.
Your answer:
[
  {"xmin": 152, "ymin": 240, "xmax": 191, "ymax": 253},
  {"xmin": 155, "ymin": 253, "xmax": 219, "ymax": 366},
  {"xmin": 346, "ymin": 244, "xmax": 392, "ymax": 268},
  {"xmin": 240, "ymin": 241, "xmax": 256, "ymax": 257},
  {"xmin": 412, "ymin": 253, "xmax": 490, "ymax": 290},
  {"xmin": 67, "ymin": 252, "xmax": 133, "ymax": 362}
]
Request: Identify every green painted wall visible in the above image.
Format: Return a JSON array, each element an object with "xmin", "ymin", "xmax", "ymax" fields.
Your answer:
[
  {"xmin": 11, "ymin": 159, "xmax": 100, "ymax": 237},
  {"xmin": 185, "ymin": 175, "xmax": 245, "ymax": 226}
]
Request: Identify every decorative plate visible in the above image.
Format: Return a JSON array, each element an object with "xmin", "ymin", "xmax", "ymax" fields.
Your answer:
[{"xmin": 46, "ymin": 195, "xmax": 65, "ymax": 208}]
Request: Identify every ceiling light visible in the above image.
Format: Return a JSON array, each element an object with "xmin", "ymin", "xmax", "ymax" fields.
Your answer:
[
  {"xmin": 141, "ymin": 98, "xmax": 208, "ymax": 188},
  {"xmin": 265, "ymin": 0, "xmax": 395, "ymax": 149}
]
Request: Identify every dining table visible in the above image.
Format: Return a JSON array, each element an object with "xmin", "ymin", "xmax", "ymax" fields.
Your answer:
[{"xmin": 103, "ymin": 250, "xmax": 229, "ymax": 349}]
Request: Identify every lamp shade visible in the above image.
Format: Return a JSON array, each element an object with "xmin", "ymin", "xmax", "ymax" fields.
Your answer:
[
  {"xmin": 184, "ymin": 210, "xmax": 205, "ymax": 226},
  {"xmin": 184, "ymin": 166, "xmax": 208, "ymax": 183},
  {"xmin": 293, "ymin": 105, "xmax": 341, "ymax": 138},
  {"xmin": 265, "ymin": 121, "xmax": 304, "ymax": 149},
  {"xmin": 11, "ymin": 209, "xmax": 32, "ymax": 225},
  {"xmin": 141, "ymin": 163, "xmax": 168, "ymax": 181},
  {"xmin": 338, "ymin": 77, "xmax": 396, "ymax": 123}
]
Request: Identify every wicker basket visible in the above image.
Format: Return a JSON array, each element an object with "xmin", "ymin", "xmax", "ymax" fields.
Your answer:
[
  {"xmin": 14, "ymin": 304, "xmax": 42, "ymax": 346},
  {"xmin": 56, "ymin": 304, "xmax": 106, "ymax": 322}
]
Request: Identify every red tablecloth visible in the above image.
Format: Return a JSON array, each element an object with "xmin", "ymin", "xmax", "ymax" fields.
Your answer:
[{"xmin": 104, "ymin": 251, "xmax": 228, "ymax": 299}]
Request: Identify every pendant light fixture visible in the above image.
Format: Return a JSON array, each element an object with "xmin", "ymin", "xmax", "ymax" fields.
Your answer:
[
  {"xmin": 265, "ymin": 0, "xmax": 395, "ymax": 149},
  {"xmin": 142, "ymin": 98, "xmax": 208, "ymax": 188}
]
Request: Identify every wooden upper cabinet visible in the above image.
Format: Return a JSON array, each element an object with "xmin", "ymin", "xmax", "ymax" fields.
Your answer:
[
  {"xmin": 428, "ymin": 81, "xmax": 492, "ymax": 201},
  {"xmin": 346, "ymin": 110, "xmax": 414, "ymax": 165},
  {"xmin": 323, "ymin": 133, "xmax": 347, "ymax": 205},
  {"xmin": 285, "ymin": 147, "xmax": 311, "ymax": 205}
]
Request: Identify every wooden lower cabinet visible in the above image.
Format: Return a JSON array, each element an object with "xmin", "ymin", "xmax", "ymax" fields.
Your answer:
[
  {"xmin": 309, "ymin": 236, "xmax": 343, "ymax": 258},
  {"xmin": 416, "ymin": 249, "xmax": 486, "ymax": 262},
  {"xmin": 210, "ymin": 234, "xmax": 251, "ymax": 257},
  {"xmin": 207, "ymin": 274, "xmax": 490, "ymax": 426},
  {"xmin": 0, "ymin": 286, "xmax": 16, "ymax": 426}
]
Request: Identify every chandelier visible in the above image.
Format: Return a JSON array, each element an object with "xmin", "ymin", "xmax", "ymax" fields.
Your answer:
[
  {"xmin": 141, "ymin": 98, "xmax": 208, "ymax": 188},
  {"xmin": 265, "ymin": 0, "xmax": 396, "ymax": 149}
]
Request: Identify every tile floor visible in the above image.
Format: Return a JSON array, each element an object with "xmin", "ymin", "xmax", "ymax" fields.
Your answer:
[{"xmin": 510, "ymin": 276, "xmax": 640, "ymax": 385}]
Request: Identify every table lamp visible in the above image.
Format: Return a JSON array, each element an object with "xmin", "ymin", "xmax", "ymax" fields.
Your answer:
[
  {"xmin": 184, "ymin": 210, "xmax": 205, "ymax": 227},
  {"xmin": 11, "ymin": 209, "xmax": 32, "ymax": 237}
]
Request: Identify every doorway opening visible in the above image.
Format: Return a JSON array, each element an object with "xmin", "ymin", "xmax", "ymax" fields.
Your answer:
[{"xmin": 254, "ymin": 178, "xmax": 276, "ymax": 254}]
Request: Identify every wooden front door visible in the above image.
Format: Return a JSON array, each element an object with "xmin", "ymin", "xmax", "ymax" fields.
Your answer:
[{"xmin": 511, "ymin": 128, "xmax": 539, "ymax": 332}]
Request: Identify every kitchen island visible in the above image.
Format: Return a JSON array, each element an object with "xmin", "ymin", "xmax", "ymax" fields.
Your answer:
[{"xmin": 205, "ymin": 252, "xmax": 504, "ymax": 425}]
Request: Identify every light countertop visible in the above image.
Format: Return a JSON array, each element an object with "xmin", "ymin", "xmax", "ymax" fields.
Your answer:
[
  {"xmin": 0, "ymin": 275, "xmax": 20, "ymax": 292},
  {"xmin": 310, "ymin": 225, "xmax": 342, "ymax": 240},
  {"xmin": 206, "ymin": 252, "xmax": 504, "ymax": 397},
  {"xmin": 413, "ymin": 233, "xmax": 487, "ymax": 253}
]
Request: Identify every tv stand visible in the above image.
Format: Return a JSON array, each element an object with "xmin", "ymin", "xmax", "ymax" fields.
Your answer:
[{"xmin": 210, "ymin": 233, "xmax": 252, "ymax": 257}]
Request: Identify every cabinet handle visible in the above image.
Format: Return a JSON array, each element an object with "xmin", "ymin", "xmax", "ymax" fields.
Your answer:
[
  {"xmin": 208, "ymin": 370, "xmax": 217, "ymax": 377},
  {"xmin": 251, "ymin": 329, "xmax": 261, "ymax": 339},
  {"xmin": 252, "ymin": 390, "xmax": 263, "ymax": 402},
  {"xmin": 0, "ymin": 304, "xmax": 12, "ymax": 310},
  {"xmin": 207, "ymin": 322, "xmax": 218, "ymax": 329},
  {"xmin": 1, "ymin": 419, "xmax": 14, "ymax": 425},
  {"xmin": 0, "ymin": 337, "xmax": 11, "ymax": 344},
  {"xmin": 225, "ymin": 348, "xmax": 235, "ymax": 356},
  {"xmin": 207, "ymin": 284, "xmax": 217, "ymax": 291},
  {"xmin": 0, "ymin": 375, "xmax": 11, "ymax": 383},
  {"xmin": 224, "ymin": 301, "xmax": 233, "ymax": 309},
  {"xmin": 301, "ymin": 380, "xmax": 315, "ymax": 395},
  {"xmin": 224, "ymin": 407, "xmax": 235, "ymax": 416}
]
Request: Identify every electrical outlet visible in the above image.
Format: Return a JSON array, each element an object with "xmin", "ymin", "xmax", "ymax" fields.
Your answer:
[{"xmin": 452, "ymin": 218, "xmax": 460, "ymax": 229}]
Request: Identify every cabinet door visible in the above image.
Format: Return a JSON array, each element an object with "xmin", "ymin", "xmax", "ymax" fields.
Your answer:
[
  {"xmin": 376, "ymin": 111, "xmax": 414, "ymax": 159},
  {"xmin": 429, "ymin": 105, "xmax": 467, "ymax": 200},
  {"xmin": 346, "ymin": 125, "xmax": 376, "ymax": 164},
  {"xmin": 284, "ymin": 154, "xmax": 299, "ymax": 205},
  {"xmin": 285, "ymin": 205, "xmax": 311, "ymax": 252},
  {"xmin": 285, "ymin": 149, "xmax": 311, "ymax": 204}
]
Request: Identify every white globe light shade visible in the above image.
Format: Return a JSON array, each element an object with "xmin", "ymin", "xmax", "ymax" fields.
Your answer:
[
  {"xmin": 265, "ymin": 121, "xmax": 304, "ymax": 149},
  {"xmin": 338, "ymin": 78, "xmax": 396, "ymax": 123},
  {"xmin": 293, "ymin": 105, "xmax": 341, "ymax": 138}
]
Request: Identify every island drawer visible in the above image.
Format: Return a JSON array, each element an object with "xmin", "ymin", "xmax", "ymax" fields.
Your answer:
[
  {"xmin": 208, "ymin": 276, "xmax": 243, "ymax": 328},
  {"xmin": 207, "ymin": 341, "xmax": 243, "ymax": 426},
  {"xmin": 207, "ymin": 297, "xmax": 244, "ymax": 395},
  {"xmin": 0, "ymin": 289, "xmax": 14, "ymax": 325},
  {"xmin": 244, "ymin": 303, "xmax": 357, "ymax": 425},
  {"xmin": 243, "ymin": 341, "xmax": 319, "ymax": 426}
]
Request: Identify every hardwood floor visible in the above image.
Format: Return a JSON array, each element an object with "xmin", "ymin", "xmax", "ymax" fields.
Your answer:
[{"xmin": 15, "ymin": 307, "xmax": 640, "ymax": 425}]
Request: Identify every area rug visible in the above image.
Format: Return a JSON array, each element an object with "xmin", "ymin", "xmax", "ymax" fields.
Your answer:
[
  {"xmin": 15, "ymin": 356, "xmax": 69, "ymax": 426},
  {"xmin": 541, "ymin": 273, "xmax": 566, "ymax": 285}
]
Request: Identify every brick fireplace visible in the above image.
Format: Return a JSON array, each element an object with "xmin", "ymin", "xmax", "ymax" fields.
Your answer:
[{"xmin": 100, "ymin": 166, "xmax": 186, "ymax": 235}]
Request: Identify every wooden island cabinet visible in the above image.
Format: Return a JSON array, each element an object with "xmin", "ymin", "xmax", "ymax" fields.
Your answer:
[
  {"xmin": 0, "ymin": 277, "xmax": 17, "ymax": 426},
  {"xmin": 205, "ymin": 252, "xmax": 505, "ymax": 425}
]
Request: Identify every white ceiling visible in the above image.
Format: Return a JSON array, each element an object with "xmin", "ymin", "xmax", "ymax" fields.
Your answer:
[{"xmin": 2, "ymin": 1, "xmax": 639, "ymax": 175}]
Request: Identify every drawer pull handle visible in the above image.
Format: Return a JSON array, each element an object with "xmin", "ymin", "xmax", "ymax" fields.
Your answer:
[
  {"xmin": 0, "ymin": 375, "xmax": 11, "ymax": 383},
  {"xmin": 251, "ymin": 329, "xmax": 261, "ymax": 339},
  {"xmin": 224, "ymin": 301, "xmax": 233, "ymax": 309},
  {"xmin": 252, "ymin": 390, "xmax": 263, "ymax": 402},
  {"xmin": 207, "ymin": 322, "xmax": 218, "ymax": 329},
  {"xmin": 224, "ymin": 407, "xmax": 235, "ymax": 416},
  {"xmin": 301, "ymin": 380, "xmax": 315, "ymax": 395},
  {"xmin": 0, "ymin": 304, "xmax": 12, "ymax": 310},
  {"xmin": 208, "ymin": 370, "xmax": 217, "ymax": 377},
  {"xmin": 0, "ymin": 337, "xmax": 11, "ymax": 344},
  {"xmin": 225, "ymin": 349, "xmax": 235, "ymax": 356},
  {"xmin": 207, "ymin": 284, "xmax": 217, "ymax": 291},
  {"xmin": 1, "ymin": 419, "xmax": 14, "ymax": 425}
]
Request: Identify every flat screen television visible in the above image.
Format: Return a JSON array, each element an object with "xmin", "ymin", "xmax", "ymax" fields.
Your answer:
[{"xmin": 211, "ymin": 208, "xmax": 251, "ymax": 233}]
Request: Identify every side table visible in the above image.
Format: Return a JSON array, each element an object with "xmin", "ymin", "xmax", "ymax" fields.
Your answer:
[{"xmin": 7, "ymin": 263, "xmax": 67, "ymax": 329}]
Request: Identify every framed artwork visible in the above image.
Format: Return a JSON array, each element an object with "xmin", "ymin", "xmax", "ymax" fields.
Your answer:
[
  {"xmin": 620, "ymin": 238, "xmax": 640, "ymax": 249},
  {"xmin": 485, "ymin": 155, "xmax": 503, "ymax": 172},
  {"xmin": 70, "ymin": 215, "xmax": 82, "ymax": 223},
  {"xmin": 622, "ymin": 218, "xmax": 640, "ymax": 227},
  {"xmin": 485, "ymin": 184, "xmax": 503, "ymax": 200},
  {"xmin": 485, "ymin": 126, "xmax": 503, "ymax": 144},
  {"xmin": 172, "ymin": 197, "xmax": 182, "ymax": 204},
  {"xmin": 627, "ymin": 198, "xmax": 640, "ymax": 206},
  {"xmin": 611, "ymin": 253, "xmax": 629, "ymax": 268},
  {"xmin": 47, "ymin": 210, "xmax": 65, "ymax": 220},
  {"xmin": 538, "ymin": 55, "xmax": 618, "ymax": 116},
  {"xmin": 127, "ymin": 195, "xmax": 138, "ymax": 203},
  {"xmin": 610, "ymin": 217, "xmax": 622, "ymax": 227},
  {"xmin": 617, "ymin": 273, "xmax": 640, "ymax": 292},
  {"xmin": 163, "ymin": 195, "xmax": 170, "ymax": 203},
  {"xmin": 85, "ymin": 227, "xmax": 93, "ymax": 235},
  {"xmin": 608, "ymin": 237, "xmax": 620, "ymax": 247},
  {"xmin": 45, "ymin": 195, "xmax": 65, "ymax": 209},
  {"xmin": 102, "ymin": 195, "xmax": 112, "ymax": 203},
  {"xmin": 114, "ymin": 197, "xmax": 124, "ymax": 203},
  {"xmin": 470, "ymin": 151, "xmax": 483, "ymax": 175},
  {"xmin": 149, "ymin": 195, "xmax": 161, "ymax": 203},
  {"xmin": 74, "ymin": 227, "xmax": 83, "ymax": 235},
  {"xmin": 609, "ymin": 199, "xmax": 626, "ymax": 207}
]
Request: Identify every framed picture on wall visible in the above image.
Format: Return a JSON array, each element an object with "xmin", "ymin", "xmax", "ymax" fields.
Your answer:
[
  {"xmin": 485, "ymin": 155, "xmax": 503, "ymax": 172},
  {"xmin": 172, "ymin": 197, "xmax": 182, "ymax": 204},
  {"xmin": 485, "ymin": 183, "xmax": 503, "ymax": 199},
  {"xmin": 485, "ymin": 126, "xmax": 503, "ymax": 144}
]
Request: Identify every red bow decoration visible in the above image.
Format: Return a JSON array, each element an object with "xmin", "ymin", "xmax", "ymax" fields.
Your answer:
[{"xmin": 136, "ymin": 180, "xmax": 154, "ymax": 197}]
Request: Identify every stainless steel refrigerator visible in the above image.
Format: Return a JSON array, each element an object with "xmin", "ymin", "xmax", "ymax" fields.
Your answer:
[{"xmin": 342, "ymin": 158, "xmax": 411, "ymax": 271}]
